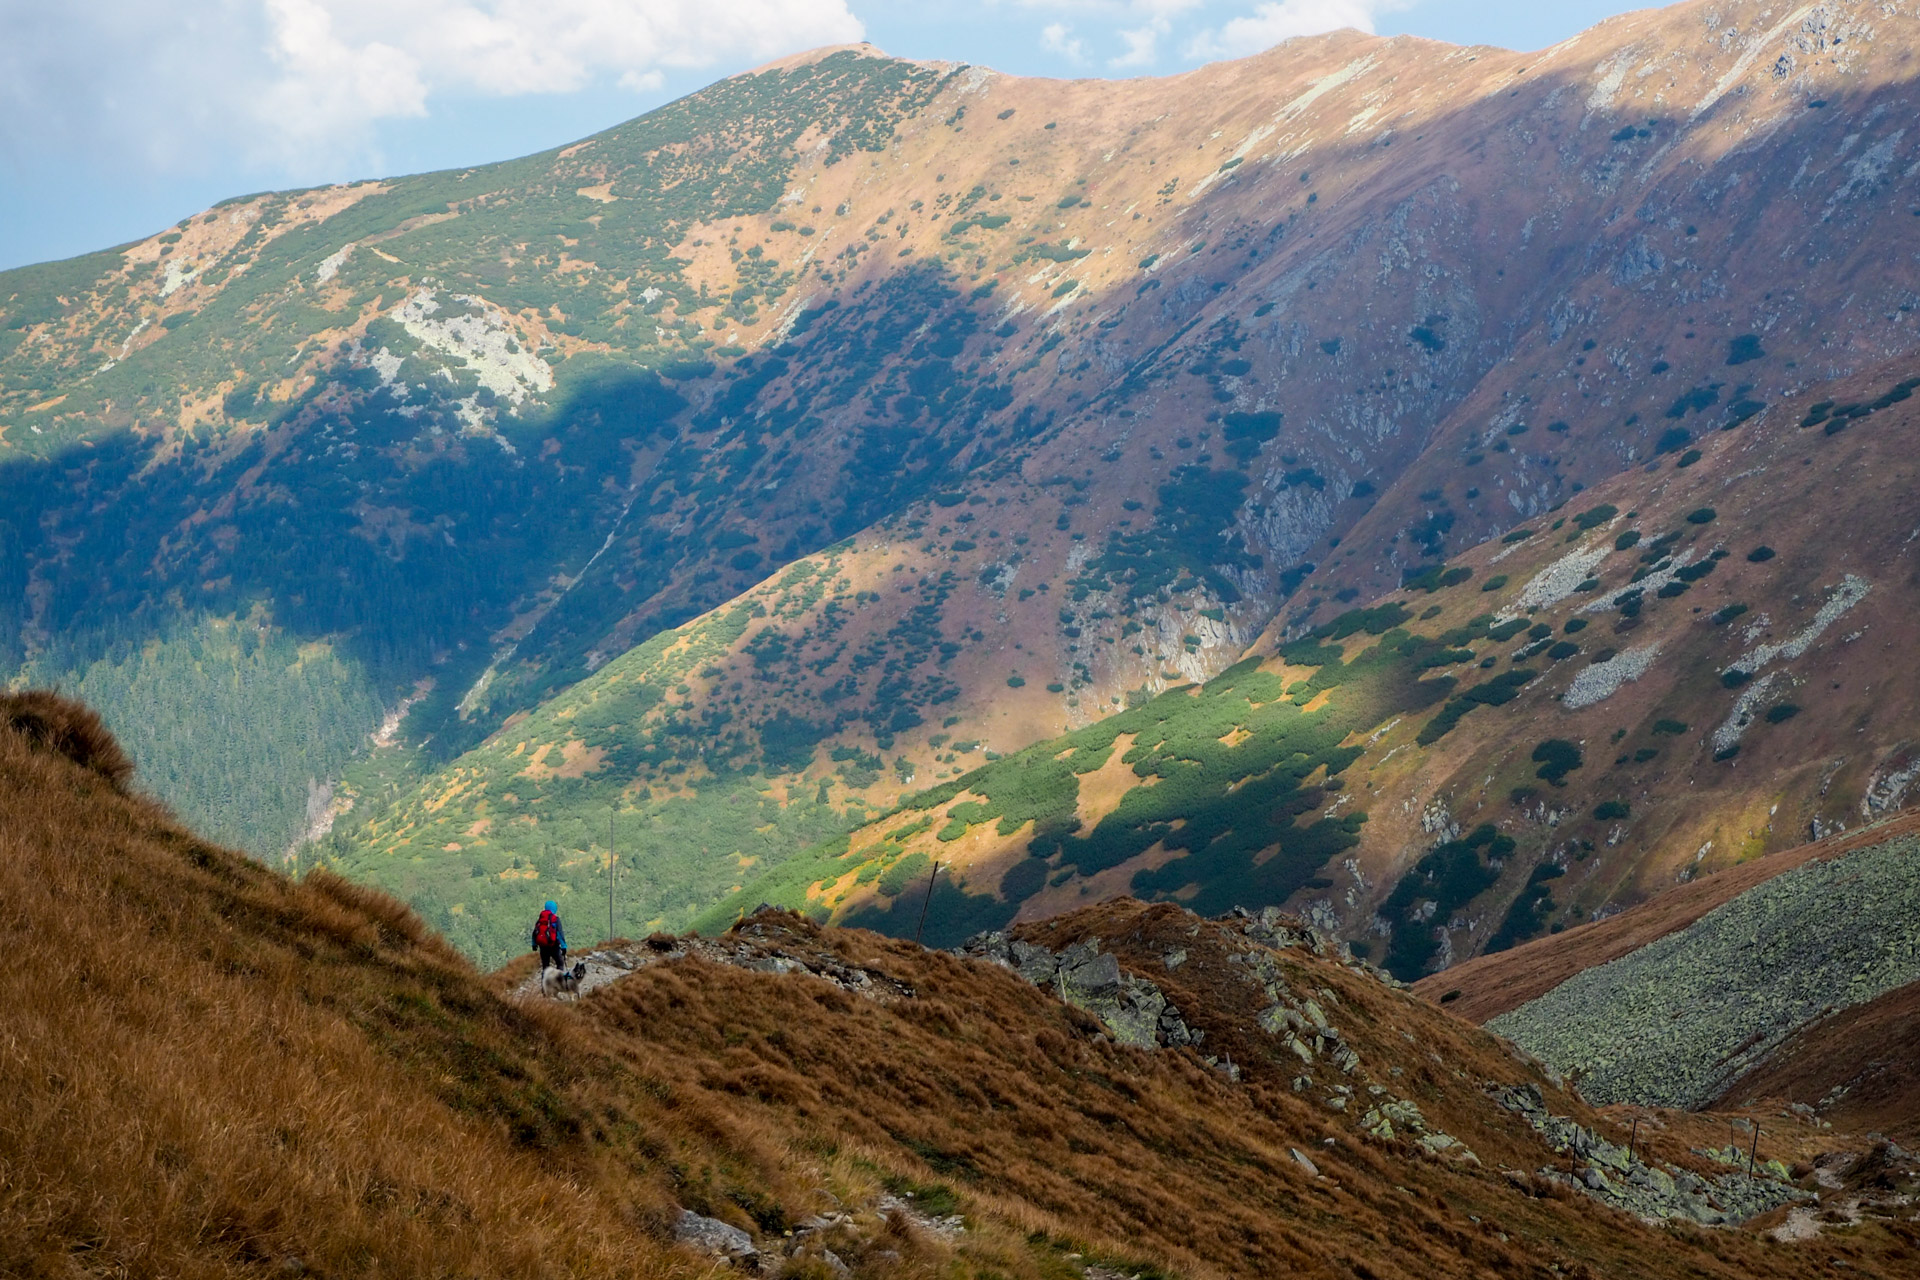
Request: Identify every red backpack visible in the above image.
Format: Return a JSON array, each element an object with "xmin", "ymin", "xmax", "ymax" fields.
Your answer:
[{"xmin": 533, "ymin": 909, "xmax": 560, "ymax": 947}]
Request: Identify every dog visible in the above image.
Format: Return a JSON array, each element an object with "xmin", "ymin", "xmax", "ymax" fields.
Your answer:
[{"xmin": 543, "ymin": 960, "xmax": 587, "ymax": 1000}]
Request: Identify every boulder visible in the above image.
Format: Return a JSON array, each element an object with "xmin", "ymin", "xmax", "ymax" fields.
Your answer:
[{"xmin": 675, "ymin": 1209, "xmax": 757, "ymax": 1261}]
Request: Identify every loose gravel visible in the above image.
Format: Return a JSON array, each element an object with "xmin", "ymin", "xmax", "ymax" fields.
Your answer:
[{"xmin": 1488, "ymin": 834, "xmax": 1920, "ymax": 1108}]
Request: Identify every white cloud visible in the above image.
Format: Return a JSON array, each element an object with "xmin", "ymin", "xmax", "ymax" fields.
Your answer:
[
  {"xmin": 1185, "ymin": 0, "xmax": 1386, "ymax": 60},
  {"xmin": 0, "ymin": 0, "xmax": 864, "ymax": 175},
  {"xmin": 1109, "ymin": 22, "xmax": 1164, "ymax": 67},
  {"xmin": 1039, "ymin": 22, "xmax": 1087, "ymax": 63}
]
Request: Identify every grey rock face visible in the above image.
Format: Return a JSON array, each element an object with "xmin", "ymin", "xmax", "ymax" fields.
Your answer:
[
  {"xmin": 1488, "ymin": 834, "xmax": 1920, "ymax": 1109},
  {"xmin": 959, "ymin": 931, "xmax": 1199, "ymax": 1050}
]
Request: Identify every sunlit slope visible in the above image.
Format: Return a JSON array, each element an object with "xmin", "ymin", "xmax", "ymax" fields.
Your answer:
[
  {"xmin": 7, "ymin": 2, "xmax": 1920, "ymax": 886},
  {"xmin": 700, "ymin": 356, "xmax": 1920, "ymax": 977}
]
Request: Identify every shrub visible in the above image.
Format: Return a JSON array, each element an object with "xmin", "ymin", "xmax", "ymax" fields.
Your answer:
[
  {"xmin": 878, "ymin": 852, "xmax": 933, "ymax": 895},
  {"xmin": 1727, "ymin": 334, "xmax": 1766, "ymax": 365},
  {"xmin": 1532, "ymin": 739, "xmax": 1584, "ymax": 785},
  {"xmin": 1765, "ymin": 703, "xmax": 1801, "ymax": 724},
  {"xmin": 1481, "ymin": 575, "xmax": 1509, "ymax": 592},
  {"xmin": 1747, "ymin": 546, "xmax": 1775, "ymax": 562},
  {"xmin": 1614, "ymin": 530, "xmax": 1641, "ymax": 550},
  {"xmin": 1651, "ymin": 718, "xmax": 1688, "ymax": 735},
  {"xmin": 1593, "ymin": 800, "xmax": 1630, "ymax": 821},
  {"xmin": 1685, "ymin": 507, "xmax": 1717, "ymax": 524},
  {"xmin": 1655, "ymin": 427, "xmax": 1691, "ymax": 455}
]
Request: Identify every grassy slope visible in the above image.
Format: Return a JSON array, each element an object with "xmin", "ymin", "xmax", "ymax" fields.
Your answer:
[
  {"xmin": 9, "ymin": 4, "xmax": 1920, "ymax": 949},
  {"xmin": 704, "ymin": 357, "xmax": 1920, "ymax": 978},
  {"xmin": 11, "ymin": 690, "xmax": 1914, "ymax": 1278}
]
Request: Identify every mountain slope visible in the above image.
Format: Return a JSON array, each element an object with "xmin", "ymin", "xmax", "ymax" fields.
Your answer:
[
  {"xmin": 11, "ymin": 689, "xmax": 1918, "ymax": 1276},
  {"xmin": 322, "ymin": 0, "xmax": 1920, "ymax": 957},
  {"xmin": 7, "ymin": 1, "xmax": 1920, "ymax": 938},
  {"xmin": 1411, "ymin": 807, "xmax": 1920, "ymax": 1148},
  {"xmin": 389, "ymin": 348, "xmax": 1920, "ymax": 980}
]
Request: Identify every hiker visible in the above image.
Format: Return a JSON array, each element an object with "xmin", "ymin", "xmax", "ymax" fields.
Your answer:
[{"xmin": 530, "ymin": 899, "xmax": 568, "ymax": 972}]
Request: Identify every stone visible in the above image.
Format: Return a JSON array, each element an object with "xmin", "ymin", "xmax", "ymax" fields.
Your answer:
[
  {"xmin": 1289, "ymin": 1147, "xmax": 1321, "ymax": 1177},
  {"xmin": 1059, "ymin": 950, "xmax": 1122, "ymax": 997},
  {"xmin": 675, "ymin": 1209, "xmax": 757, "ymax": 1260}
]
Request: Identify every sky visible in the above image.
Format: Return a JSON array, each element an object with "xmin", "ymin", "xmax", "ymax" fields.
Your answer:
[{"xmin": 0, "ymin": 0, "xmax": 1652, "ymax": 273}]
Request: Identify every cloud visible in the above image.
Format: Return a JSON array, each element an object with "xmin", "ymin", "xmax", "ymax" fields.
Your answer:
[
  {"xmin": 1039, "ymin": 22, "xmax": 1087, "ymax": 63},
  {"xmin": 1109, "ymin": 23, "xmax": 1164, "ymax": 67},
  {"xmin": 0, "ymin": 0, "xmax": 864, "ymax": 176},
  {"xmin": 1185, "ymin": 0, "xmax": 1387, "ymax": 60}
]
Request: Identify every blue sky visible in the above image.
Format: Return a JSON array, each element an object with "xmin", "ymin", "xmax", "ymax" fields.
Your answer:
[{"xmin": 0, "ymin": 0, "xmax": 1649, "ymax": 273}]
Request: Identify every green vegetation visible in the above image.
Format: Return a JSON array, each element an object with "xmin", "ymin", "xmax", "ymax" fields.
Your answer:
[
  {"xmin": 1572, "ymin": 504, "xmax": 1618, "ymax": 532},
  {"xmin": 323, "ymin": 563, "xmax": 872, "ymax": 965},
  {"xmin": 709, "ymin": 610, "xmax": 1495, "ymax": 945},
  {"xmin": 34, "ymin": 616, "xmax": 382, "ymax": 856},
  {"xmin": 1417, "ymin": 669, "xmax": 1533, "ymax": 746},
  {"xmin": 1531, "ymin": 739, "xmax": 1584, "ymax": 786},
  {"xmin": 1379, "ymin": 824, "xmax": 1512, "ymax": 979},
  {"xmin": 1483, "ymin": 861, "xmax": 1564, "ymax": 955}
]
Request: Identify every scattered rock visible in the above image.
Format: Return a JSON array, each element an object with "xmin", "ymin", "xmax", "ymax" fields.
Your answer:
[
  {"xmin": 959, "ymin": 931, "xmax": 1199, "ymax": 1050},
  {"xmin": 515, "ymin": 911, "xmax": 915, "ymax": 1003},
  {"xmin": 1489, "ymin": 1083, "xmax": 1812, "ymax": 1224},
  {"xmin": 1488, "ymin": 834, "xmax": 1920, "ymax": 1108},
  {"xmin": 675, "ymin": 1209, "xmax": 757, "ymax": 1261}
]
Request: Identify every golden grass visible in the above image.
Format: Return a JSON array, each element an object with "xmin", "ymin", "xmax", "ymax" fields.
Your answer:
[
  {"xmin": 5, "ymin": 692, "xmax": 1916, "ymax": 1279},
  {"xmin": 0, "ymin": 696, "xmax": 693, "ymax": 1279}
]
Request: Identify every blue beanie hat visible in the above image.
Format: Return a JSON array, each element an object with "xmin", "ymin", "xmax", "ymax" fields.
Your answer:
[{"xmin": 544, "ymin": 900, "xmax": 558, "ymax": 913}]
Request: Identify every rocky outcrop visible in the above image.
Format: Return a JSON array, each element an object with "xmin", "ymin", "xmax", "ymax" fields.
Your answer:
[
  {"xmin": 1358, "ymin": 1094, "xmax": 1476, "ymax": 1162},
  {"xmin": 514, "ymin": 909, "xmax": 916, "ymax": 1003},
  {"xmin": 959, "ymin": 932, "xmax": 1199, "ymax": 1050},
  {"xmin": 1491, "ymin": 1084, "xmax": 1811, "ymax": 1225},
  {"xmin": 674, "ymin": 1210, "xmax": 758, "ymax": 1263}
]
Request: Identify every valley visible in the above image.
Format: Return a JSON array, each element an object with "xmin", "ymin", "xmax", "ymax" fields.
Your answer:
[{"xmin": 4, "ymin": 0, "xmax": 1920, "ymax": 978}]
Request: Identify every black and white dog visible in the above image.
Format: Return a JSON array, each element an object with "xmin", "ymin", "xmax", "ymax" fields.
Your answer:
[{"xmin": 544, "ymin": 960, "xmax": 588, "ymax": 1000}]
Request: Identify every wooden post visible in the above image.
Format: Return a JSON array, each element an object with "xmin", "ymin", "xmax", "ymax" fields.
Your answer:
[
  {"xmin": 1627, "ymin": 1116, "xmax": 1640, "ymax": 1165},
  {"xmin": 608, "ymin": 808, "xmax": 616, "ymax": 945},
  {"xmin": 914, "ymin": 861, "xmax": 942, "ymax": 946},
  {"xmin": 1748, "ymin": 1124, "xmax": 1760, "ymax": 1180}
]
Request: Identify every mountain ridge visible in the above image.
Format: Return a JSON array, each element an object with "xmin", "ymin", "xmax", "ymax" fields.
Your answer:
[{"xmin": 9, "ymin": 688, "xmax": 1917, "ymax": 1274}]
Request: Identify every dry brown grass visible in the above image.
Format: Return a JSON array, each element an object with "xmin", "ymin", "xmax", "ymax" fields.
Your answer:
[
  {"xmin": 4, "ymin": 692, "xmax": 1915, "ymax": 1279},
  {"xmin": 0, "ymin": 693, "xmax": 696, "ymax": 1279}
]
